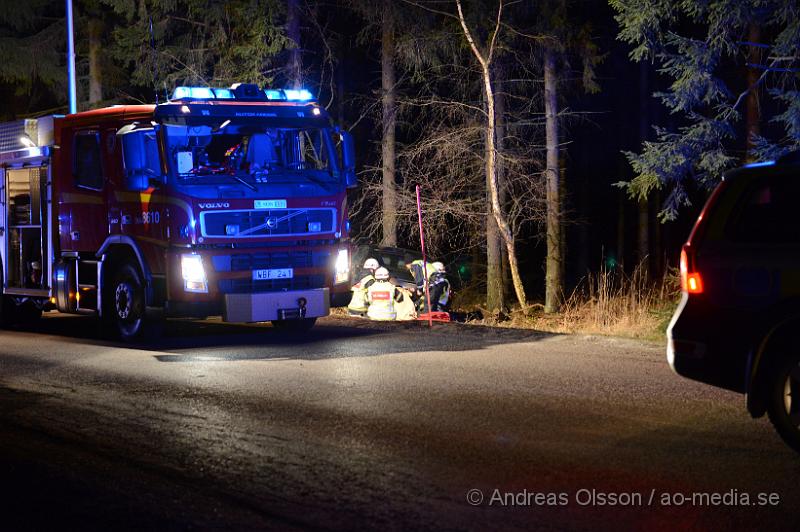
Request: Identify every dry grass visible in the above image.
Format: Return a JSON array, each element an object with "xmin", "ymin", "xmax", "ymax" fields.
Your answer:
[
  {"xmin": 465, "ymin": 262, "xmax": 680, "ymax": 341},
  {"xmin": 528, "ymin": 264, "xmax": 680, "ymax": 340}
]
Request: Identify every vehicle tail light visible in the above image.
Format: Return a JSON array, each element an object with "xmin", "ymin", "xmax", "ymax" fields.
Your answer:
[{"xmin": 680, "ymin": 246, "xmax": 703, "ymax": 294}]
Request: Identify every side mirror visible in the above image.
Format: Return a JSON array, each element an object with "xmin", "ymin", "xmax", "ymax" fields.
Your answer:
[
  {"xmin": 340, "ymin": 130, "xmax": 357, "ymax": 188},
  {"xmin": 118, "ymin": 126, "xmax": 162, "ymax": 191}
]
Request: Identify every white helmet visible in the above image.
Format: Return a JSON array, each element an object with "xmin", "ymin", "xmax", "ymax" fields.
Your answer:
[
  {"xmin": 432, "ymin": 261, "xmax": 446, "ymax": 273},
  {"xmin": 363, "ymin": 258, "xmax": 380, "ymax": 270},
  {"xmin": 375, "ymin": 267, "xmax": 390, "ymax": 280}
]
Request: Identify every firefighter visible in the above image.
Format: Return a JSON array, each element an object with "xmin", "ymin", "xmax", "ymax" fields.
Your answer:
[
  {"xmin": 348, "ymin": 258, "xmax": 380, "ymax": 316},
  {"xmin": 405, "ymin": 259, "xmax": 432, "ymax": 310},
  {"xmin": 366, "ymin": 267, "xmax": 404, "ymax": 321},
  {"xmin": 428, "ymin": 261, "xmax": 451, "ymax": 312}
]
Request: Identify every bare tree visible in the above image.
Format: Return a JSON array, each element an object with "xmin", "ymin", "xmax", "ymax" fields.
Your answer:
[
  {"xmin": 455, "ymin": 0, "xmax": 527, "ymax": 310},
  {"xmin": 543, "ymin": 45, "xmax": 562, "ymax": 313}
]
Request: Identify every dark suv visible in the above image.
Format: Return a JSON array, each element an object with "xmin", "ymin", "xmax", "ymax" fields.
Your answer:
[{"xmin": 668, "ymin": 153, "xmax": 800, "ymax": 452}]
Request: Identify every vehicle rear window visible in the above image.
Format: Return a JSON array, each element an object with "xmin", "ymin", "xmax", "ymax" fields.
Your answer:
[{"xmin": 728, "ymin": 174, "xmax": 800, "ymax": 243}]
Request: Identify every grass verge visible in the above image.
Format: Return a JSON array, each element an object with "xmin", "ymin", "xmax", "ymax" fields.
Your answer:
[{"xmin": 466, "ymin": 264, "xmax": 680, "ymax": 342}]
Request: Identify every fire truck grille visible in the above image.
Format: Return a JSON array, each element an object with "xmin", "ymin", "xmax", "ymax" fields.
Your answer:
[
  {"xmin": 211, "ymin": 250, "xmax": 331, "ymax": 272},
  {"xmin": 201, "ymin": 208, "xmax": 335, "ymax": 238},
  {"xmin": 218, "ymin": 275, "xmax": 327, "ymax": 294}
]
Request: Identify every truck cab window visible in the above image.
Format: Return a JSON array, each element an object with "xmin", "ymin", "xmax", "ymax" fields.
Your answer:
[
  {"xmin": 73, "ymin": 132, "xmax": 104, "ymax": 189},
  {"xmin": 163, "ymin": 122, "xmax": 339, "ymax": 189}
]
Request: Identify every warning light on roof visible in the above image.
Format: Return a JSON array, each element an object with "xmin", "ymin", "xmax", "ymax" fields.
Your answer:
[
  {"xmin": 172, "ymin": 86, "xmax": 214, "ymax": 100},
  {"xmin": 283, "ymin": 89, "xmax": 314, "ymax": 101},
  {"xmin": 170, "ymin": 85, "xmax": 316, "ymax": 103}
]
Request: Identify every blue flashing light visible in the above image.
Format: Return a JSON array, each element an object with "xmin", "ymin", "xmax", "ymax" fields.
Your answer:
[
  {"xmin": 284, "ymin": 89, "xmax": 314, "ymax": 101},
  {"xmin": 172, "ymin": 86, "xmax": 214, "ymax": 100},
  {"xmin": 212, "ymin": 88, "xmax": 234, "ymax": 99},
  {"xmin": 744, "ymin": 160, "xmax": 775, "ymax": 168},
  {"xmin": 170, "ymin": 85, "xmax": 315, "ymax": 102}
]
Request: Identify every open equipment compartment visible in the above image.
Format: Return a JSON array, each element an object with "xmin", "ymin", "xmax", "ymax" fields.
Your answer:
[{"xmin": 5, "ymin": 165, "xmax": 48, "ymax": 290}]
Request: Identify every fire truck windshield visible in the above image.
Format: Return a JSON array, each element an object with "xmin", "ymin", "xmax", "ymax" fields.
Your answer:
[{"xmin": 162, "ymin": 121, "xmax": 340, "ymax": 189}]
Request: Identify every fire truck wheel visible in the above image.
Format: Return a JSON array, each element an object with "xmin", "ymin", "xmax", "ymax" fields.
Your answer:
[
  {"xmin": 271, "ymin": 317, "xmax": 317, "ymax": 333},
  {"xmin": 109, "ymin": 263, "xmax": 160, "ymax": 342}
]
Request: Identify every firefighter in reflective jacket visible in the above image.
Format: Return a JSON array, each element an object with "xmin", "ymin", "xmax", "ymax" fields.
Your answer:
[
  {"xmin": 367, "ymin": 267, "xmax": 404, "ymax": 321},
  {"xmin": 348, "ymin": 258, "xmax": 380, "ymax": 316},
  {"xmin": 406, "ymin": 259, "xmax": 433, "ymax": 311},
  {"xmin": 429, "ymin": 261, "xmax": 451, "ymax": 312}
]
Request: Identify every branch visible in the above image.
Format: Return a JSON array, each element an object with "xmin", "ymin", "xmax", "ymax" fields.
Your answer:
[
  {"xmin": 728, "ymin": 58, "xmax": 779, "ymax": 114},
  {"xmin": 399, "ymin": 97, "xmax": 487, "ymax": 117},
  {"xmin": 487, "ymin": 0, "xmax": 504, "ymax": 63},
  {"xmin": 455, "ymin": 0, "xmax": 487, "ymax": 68},
  {"xmin": 399, "ymin": 0, "xmax": 458, "ymax": 20},
  {"xmin": 501, "ymin": 22, "xmax": 555, "ymax": 44}
]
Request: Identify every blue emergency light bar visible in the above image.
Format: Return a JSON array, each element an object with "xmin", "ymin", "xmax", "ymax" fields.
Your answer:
[
  {"xmin": 743, "ymin": 160, "xmax": 775, "ymax": 168},
  {"xmin": 170, "ymin": 84, "xmax": 315, "ymax": 102}
]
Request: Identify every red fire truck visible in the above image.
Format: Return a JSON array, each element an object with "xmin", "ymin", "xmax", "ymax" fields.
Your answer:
[{"xmin": 0, "ymin": 84, "xmax": 355, "ymax": 340}]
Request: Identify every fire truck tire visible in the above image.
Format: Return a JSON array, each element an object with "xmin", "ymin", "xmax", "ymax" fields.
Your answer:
[
  {"xmin": 107, "ymin": 263, "xmax": 162, "ymax": 342},
  {"xmin": 271, "ymin": 317, "xmax": 317, "ymax": 333},
  {"xmin": 0, "ymin": 268, "xmax": 10, "ymax": 327}
]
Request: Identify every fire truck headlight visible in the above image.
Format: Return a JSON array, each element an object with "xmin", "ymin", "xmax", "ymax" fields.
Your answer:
[
  {"xmin": 181, "ymin": 254, "xmax": 208, "ymax": 293},
  {"xmin": 334, "ymin": 248, "xmax": 349, "ymax": 285}
]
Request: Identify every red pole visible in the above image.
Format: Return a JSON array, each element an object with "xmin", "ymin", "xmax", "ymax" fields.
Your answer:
[{"xmin": 415, "ymin": 185, "xmax": 433, "ymax": 327}]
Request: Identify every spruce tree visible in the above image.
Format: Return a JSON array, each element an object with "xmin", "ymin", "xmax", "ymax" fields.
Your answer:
[{"xmin": 611, "ymin": 0, "xmax": 800, "ymax": 220}]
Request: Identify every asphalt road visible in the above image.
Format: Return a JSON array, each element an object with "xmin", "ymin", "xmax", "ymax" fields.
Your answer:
[{"xmin": 0, "ymin": 314, "xmax": 797, "ymax": 531}]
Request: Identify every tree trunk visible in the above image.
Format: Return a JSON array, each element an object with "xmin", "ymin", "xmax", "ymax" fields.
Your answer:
[
  {"xmin": 745, "ymin": 23, "xmax": 761, "ymax": 160},
  {"xmin": 88, "ymin": 18, "xmax": 103, "ymax": 106},
  {"xmin": 486, "ymin": 207, "xmax": 504, "ymax": 312},
  {"xmin": 286, "ymin": 0, "xmax": 302, "ymax": 89},
  {"xmin": 486, "ymin": 69, "xmax": 506, "ymax": 312},
  {"xmin": 482, "ymin": 67, "xmax": 526, "ymax": 310},
  {"xmin": 336, "ymin": 56, "xmax": 345, "ymax": 125},
  {"xmin": 380, "ymin": 0, "xmax": 397, "ymax": 247},
  {"xmin": 637, "ymin": 61, "xmax": 649, "ymax": 275},
  {"xmin": 456, "ymin": 0, "xmax": 527, "ymax": 310},
  {"xmin": 544, "ymin": 47, "xmax": 562, "ymax": 313},
  {"xmin": 616, "ymin": 190, "xmax": 625, "ymax": 270}
]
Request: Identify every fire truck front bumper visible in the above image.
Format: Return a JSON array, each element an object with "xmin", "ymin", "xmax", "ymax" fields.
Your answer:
[{"xmin": 222, "ymin": 288, "xmax": 330, "ymax": 323}]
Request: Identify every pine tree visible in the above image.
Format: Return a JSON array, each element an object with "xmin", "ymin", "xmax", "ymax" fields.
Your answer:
[
  {"xmin": 109, "ymin": 0, "xmax": 290, "ymax": 97},
  {"xmin": 0, "ymin": 1, "xmax": 66, "ymax": 115},
  {"xmin": 611, "ymin": 0, "xmax": 800, "ymax": 220}
]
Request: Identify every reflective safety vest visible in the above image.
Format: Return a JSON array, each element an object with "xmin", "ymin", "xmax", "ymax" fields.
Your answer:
[
  {"xmin": 366, "ymin": 280, "xmax": 399, "ymax": 321},
  {"xmin": 348, "ymin": 274, "xmax": 376, "ymax": 313},
  {"xmin": 409, "ymin": 260, "xmax": 433, "ymax": 287}
]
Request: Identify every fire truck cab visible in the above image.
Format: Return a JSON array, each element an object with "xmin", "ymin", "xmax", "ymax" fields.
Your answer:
[{"xmin": 0, "ymin": 84, "xmax": 356, "ymax": 340}]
